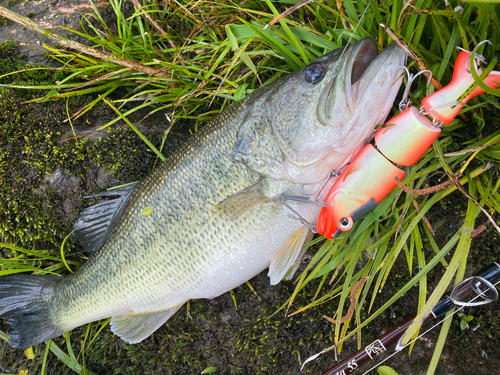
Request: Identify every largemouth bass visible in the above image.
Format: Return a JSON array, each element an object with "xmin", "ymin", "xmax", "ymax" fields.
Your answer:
[{"xmin": 0, "ymin": 38, "xmax": 405, "ymax": 348}]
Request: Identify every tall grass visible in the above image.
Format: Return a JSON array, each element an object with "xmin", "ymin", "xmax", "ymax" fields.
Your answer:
[{"xmin": 0, "ymin": 0, "xmax": 499, "ymax": 374}]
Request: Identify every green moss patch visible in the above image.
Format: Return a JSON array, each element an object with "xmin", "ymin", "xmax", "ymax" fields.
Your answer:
[{"xmin": 0, "ymin": 40, "xmax": 163, "ymax": 249}]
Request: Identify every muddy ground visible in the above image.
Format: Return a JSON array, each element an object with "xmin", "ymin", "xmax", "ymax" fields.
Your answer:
[{"xmin": 0, "ymin": 1, "xmax": 499, "ymax": 374}]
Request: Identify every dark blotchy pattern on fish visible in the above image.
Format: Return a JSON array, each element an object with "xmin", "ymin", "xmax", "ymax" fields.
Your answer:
[{"xmin": 51, "ymin": 98, "xmax": 259, "ymax": 329}]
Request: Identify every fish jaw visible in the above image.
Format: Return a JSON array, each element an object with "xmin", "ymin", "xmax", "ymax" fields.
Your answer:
[
  {"xmin": 318, "ymin": 37, "xmax": 381, "ymax": 126},
  {"xmin": 316, "ymin": 41, "xmax": 407, "ymax": 171},
  {"xmin": 348, "ymin": 42, "xmax": 408, "ymax": 132}
]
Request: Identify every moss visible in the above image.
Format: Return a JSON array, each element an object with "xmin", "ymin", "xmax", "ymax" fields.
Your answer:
[
  {"xmin": 0, "ymin": 40, "xmax": 20, "ymax": 61},
  {"xmin": 0, "ymin": 92, "xmax": 161, "ymax": 248},
  {"xmin": 0, "ymin": 40, "xmax": 67, "ymax": 95},
  {"xmin": 0, "ymin": 40, "xmax": 162, "ymax": 249},
  {"xmin": 4, "ymin": 0, "xmax": 24, "ymax": 6},
  {"xmin": 0, "ymin": 16, "xmax": 11, "ymax": 26}
]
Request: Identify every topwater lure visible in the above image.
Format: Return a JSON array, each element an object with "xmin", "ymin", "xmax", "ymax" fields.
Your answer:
[{"xmin": 316, "ymin": 43, "xmax": 500, "ymax": 239}]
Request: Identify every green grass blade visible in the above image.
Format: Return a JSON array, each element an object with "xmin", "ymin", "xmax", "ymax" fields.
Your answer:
[
  {"xmin": 399, "ymin": 184, "xmax": 476, "ymax": 346},
  {"xmin": 100, "ymin": 96, "xmax": 166, "ymax": 162},
  {"xmin": 323, "ymin": 231, "xmax": 461, "ymax": 354}
]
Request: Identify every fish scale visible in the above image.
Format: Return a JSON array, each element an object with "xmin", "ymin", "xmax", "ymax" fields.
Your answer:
[
  {"xmin": 51, "ymin": 100, "xmax": 259, "ymax": 326},
  {"xmin": 0, "ymin": 38, "xmax": 406, "ymax": 347}
]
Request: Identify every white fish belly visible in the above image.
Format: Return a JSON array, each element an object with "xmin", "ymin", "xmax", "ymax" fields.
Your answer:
[{"xmin": 134, "ymin": 200, "xmax": 321, "ymax": 310}]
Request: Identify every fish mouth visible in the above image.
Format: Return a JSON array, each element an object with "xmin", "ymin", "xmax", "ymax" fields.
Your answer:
[
  {"xmin": 277, "ymin": 38, "xmax": 405, "ymax": 182},
  {"xmin": 346, "ymin": 38, "xmax": 380, "ymax": 108},
  {"xmin": 351, "ymin": 40, "xmax": 407, "ymax": 108},
  {"xmin": 319, "ymin": 38, "xmax": 406, "ymax": 124}
]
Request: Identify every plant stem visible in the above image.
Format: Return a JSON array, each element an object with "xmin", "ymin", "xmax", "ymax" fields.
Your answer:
[
  {"xmin": 0, "ymin": 5, "xmax": 164, "ymax": 77},
  {"xmin": 128, "ymin": 0, "xmax": 176, "ymax": 48}
]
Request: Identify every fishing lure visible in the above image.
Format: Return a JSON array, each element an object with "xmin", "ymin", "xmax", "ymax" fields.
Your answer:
[{"xmin": 316, "ymin": 43, "xmax": 500, "ymax": 239}]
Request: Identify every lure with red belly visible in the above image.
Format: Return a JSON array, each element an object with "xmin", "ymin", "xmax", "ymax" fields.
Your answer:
[{"xmin": 317, "ymin": 47, "xmax": 500, "ymax": 239}]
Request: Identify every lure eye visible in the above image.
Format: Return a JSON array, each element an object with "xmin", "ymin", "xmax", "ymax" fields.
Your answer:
[
  {"xmin": 304, "ymin": 63, "xmax": 325, "ymax": 84},
  {"xmin": 339, "ymin": 217, "xmax": 353, "ymax": 231}
]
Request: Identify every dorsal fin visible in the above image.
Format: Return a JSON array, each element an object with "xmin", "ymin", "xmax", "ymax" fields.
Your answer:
[{"xmin": 74, "ymin": 182, "xmax": 139, "ymax": 252}]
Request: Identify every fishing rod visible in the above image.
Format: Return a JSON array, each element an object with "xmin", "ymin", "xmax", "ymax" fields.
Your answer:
[{"xmin": 321, "ymin": 259, "xmax": 500, "ymax": 375}]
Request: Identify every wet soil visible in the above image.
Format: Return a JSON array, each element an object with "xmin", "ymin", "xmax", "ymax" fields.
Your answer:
[
  {"xmin": 1, "ymin": 1, "xmax": 500, "ymax": 375},
  {"xmin": 0, "ymin": 0, "xmax": 111, "ymax": 65}
]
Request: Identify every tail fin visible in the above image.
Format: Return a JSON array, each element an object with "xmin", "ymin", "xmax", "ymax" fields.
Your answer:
[{"xmin": 0, "ymin": 274, "xmax": 65, "ymax": 348}]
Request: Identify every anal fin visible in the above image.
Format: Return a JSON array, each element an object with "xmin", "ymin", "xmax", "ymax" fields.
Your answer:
[
  {"xmin": 110, "ymin": 303, "xmax": 184, "ymax": 344},
  {"xmin": 268, "ymin": 226, "xmax": 313, "ymax": 285},
  {"xmin": 74, "ymin": 182, "xmax": 139, "ymax": 252}
]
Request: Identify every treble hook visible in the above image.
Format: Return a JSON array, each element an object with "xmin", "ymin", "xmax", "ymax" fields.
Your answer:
[
  {"xmin": 300, "ymin": 169, "xmax": 341, "ymax": 201},
  {"xmin": 457, "ymin": 40, "xmax": 492, "ymax": 73},
  {"xmin": 398, "ymin": 67, "xmax": 433, "ymax": 112},
  {"xmin": 279, "ymin": 194, "xmax": 327, "ymax": 233}
]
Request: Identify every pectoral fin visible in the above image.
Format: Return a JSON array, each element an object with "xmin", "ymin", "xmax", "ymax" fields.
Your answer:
[
  {"xmin": 110, "ymin": 304, "xmax": 184, "ymax": 344},
  {"xmin": 285, "ymin": 229, "xmax": 314, "ymax": 281},
  {"xmin": 215, "ymin": 183, "xmax": 271, "ymax": 220},
  {"xmin": 268, "ymin": 226, "xmax": 313, "ymax": 285}
]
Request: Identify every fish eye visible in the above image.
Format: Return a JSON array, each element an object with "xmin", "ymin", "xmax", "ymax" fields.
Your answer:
[{"xmin": 304, "ymin": 63, "xmax": 325, "ymax": 84}]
